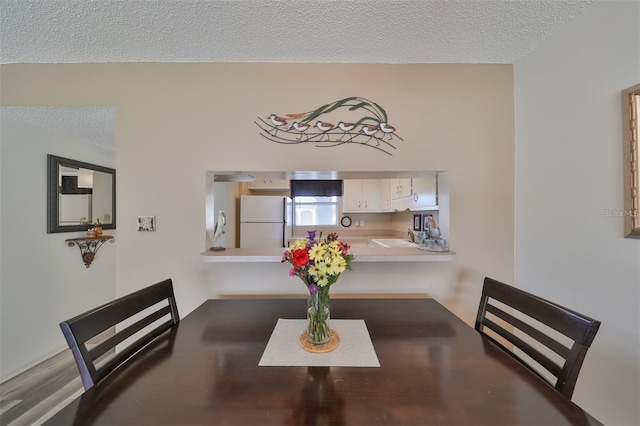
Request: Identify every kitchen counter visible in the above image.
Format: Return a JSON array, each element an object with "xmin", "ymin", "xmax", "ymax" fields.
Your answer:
[{"xmin": 200, "ymin": 246, "xmax": 455, "ymax": 263}]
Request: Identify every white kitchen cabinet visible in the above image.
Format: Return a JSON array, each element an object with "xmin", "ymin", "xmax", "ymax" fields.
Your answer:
[
  {"xmin": 342, "ymin": 180, "xmax": 362, "ymax": 212},
  {"xmin": 410, "ymin": 176, "xmax": 438, "ymax": 211},
  {"xmin": 248, "ymin": 178, "xmax": 289, "ymax": 190},
  {"xmin": 379, "ymin": 179, "xmax": 391, "ymax": 211},
  {"xmin": 390, "ymin": 176, "xmax": 438, "ymax": 211},
  {"xmin": 361, "ymin": 179, "xmax": 381, "ymax": 211},
  {"xmin": 342, "ymin": 179, "xmax": 381, "ymax": 212},
  {"xmin": 389, "ymin": 178, "xmax": 413, "ymax": 211},
  {"xmin": 390, "ymin": 178, "xmax": 412, "ymax": 200}
]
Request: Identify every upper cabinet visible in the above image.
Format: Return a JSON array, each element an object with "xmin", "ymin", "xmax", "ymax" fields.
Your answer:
[
  {"xmin": 410, "ymin": 176, "xmax": 437, "ymax": 210},
  {"xmin": 389, "ymin": 176, "xmax": 438, "ymax": 212},
  {"xmin": 342, "ymin": 179, "xmax": 382, "ymax": 212},
  {"xmin": 390, "ymin": 178, "xmax": 412, "ymax": 200},
  {"xmin": 343, "ymin": 177, "xmax": 438, "ymax": 213},
  {"xmin": 248, "ymin": 178, "xmax": 290, "ymax": 191},
  {"xmin": 379, "ymin": 179, "xmax": 391, "ymax": 211}
]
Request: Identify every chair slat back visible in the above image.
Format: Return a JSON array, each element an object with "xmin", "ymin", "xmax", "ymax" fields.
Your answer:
[
  {"xmin": 475, "ymin": 277, "xmax": 600, "ymax": 399},
  {"xmin": 60, "ymin": 278, "xmax": 180, "ymax": 390}
]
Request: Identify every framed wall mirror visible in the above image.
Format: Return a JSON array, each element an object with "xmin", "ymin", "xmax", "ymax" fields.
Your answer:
[
  {"xmin": 47, "ymin": 154, "xmax": 116, "ymax": 233},
  {"xmin": 622, "ymin": 84, "xmax": 640, "ymax": 238}
]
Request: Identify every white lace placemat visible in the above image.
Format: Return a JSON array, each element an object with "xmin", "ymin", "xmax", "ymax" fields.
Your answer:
[{"xmin": 258, "ymin": 319, "xmax": 380, "ymax": 367}]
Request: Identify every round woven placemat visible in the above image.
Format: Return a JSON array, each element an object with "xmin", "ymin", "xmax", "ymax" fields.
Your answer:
[{"xmin": 299, "ymin": 329, "xmax": 340, "ymax": 353}]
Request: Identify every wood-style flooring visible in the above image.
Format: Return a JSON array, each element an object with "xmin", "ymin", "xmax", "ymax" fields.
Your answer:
[{"xmin": 0, "ymin": 349, "xmax": 83, "ymax": 425}]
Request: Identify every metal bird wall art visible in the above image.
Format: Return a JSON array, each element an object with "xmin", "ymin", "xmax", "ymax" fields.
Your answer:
[{"xmin": 255, "ymin": 97, "xmax": 404, "ymax": 155}]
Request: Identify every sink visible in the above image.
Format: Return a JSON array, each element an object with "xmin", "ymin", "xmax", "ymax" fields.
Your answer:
[{"xmin": 370, "ymin": 238, "xmax": 417, "ymax": 248}]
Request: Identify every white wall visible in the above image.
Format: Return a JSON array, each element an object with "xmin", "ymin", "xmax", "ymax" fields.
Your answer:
[
  {"xmin": 514, "ymin": 1, "xmax": 640, "ymax": 424},
  {"xmin": 0, "ymin": 118, "xmax": 117, "ymax": 381},
  {"xmin": 2, "ymin": 63, "xmax": 516, "ymax": 322},
  {"xmin": 1, "ymin": 63, "xmax": 514, "ymax": 403}
]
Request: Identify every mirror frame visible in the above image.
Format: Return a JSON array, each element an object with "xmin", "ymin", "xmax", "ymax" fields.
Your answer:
[
  {"xmin": 622, "ymin": 84, "xmax": 640, "ymax": 238},
  {"xmin": 47, "ymin": 154, "xmax": 116, "ymax": 233}
]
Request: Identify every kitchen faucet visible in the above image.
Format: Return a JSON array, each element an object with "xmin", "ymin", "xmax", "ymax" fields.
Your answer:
[{"xmin": 407, "ymin": 229, "xmax": 415, "ymax": 242}]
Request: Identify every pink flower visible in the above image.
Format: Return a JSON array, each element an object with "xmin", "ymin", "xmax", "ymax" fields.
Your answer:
[
  {"xmin": 339, "ymin": 242, "xmax": 350, "ymax": 254},
  {"xmin": 289, "ymin": 268, "xmax": 297, "ymax": 277}
]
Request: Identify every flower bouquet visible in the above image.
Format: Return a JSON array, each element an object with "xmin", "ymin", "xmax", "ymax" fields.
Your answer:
[{"xmin": 282, "ymin": 231, "xmax": 354, "ymax": 344}]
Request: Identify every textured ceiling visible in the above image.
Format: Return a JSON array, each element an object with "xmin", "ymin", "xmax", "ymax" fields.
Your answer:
[
  {"xmin": 0, "ymin": 0, "xmax": 597, "ymax": 149},
  {"xmin": 1, "ymin": 0, "xmax": 596, "ymax": 65}
]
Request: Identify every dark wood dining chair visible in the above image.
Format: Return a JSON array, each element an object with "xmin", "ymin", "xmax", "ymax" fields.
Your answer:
[
  {"xmin": 475, "ymin": 277, "xmax": 600, "ymax": 399},
  {"xmin": 60, "ymin": 278, "xmax": 180, "ymax": 390}
]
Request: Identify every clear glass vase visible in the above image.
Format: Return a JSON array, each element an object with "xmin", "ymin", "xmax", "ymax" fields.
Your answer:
[{"xmin": 307, "ymin": 289, "xmax": 331, "ymax": 344}]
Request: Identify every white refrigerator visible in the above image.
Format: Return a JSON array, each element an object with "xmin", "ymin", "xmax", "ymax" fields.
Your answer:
[{"xmin": 240, "ymin": 195, "xmax": 292, "ymax": 248}]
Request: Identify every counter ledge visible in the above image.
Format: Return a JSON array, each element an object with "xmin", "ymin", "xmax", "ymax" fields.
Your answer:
[{"xmin": 200, "ymin": 247, "xmax": 455, "ymax": 263}]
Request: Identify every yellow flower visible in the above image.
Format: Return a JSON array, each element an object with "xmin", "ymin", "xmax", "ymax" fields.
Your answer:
[
  {"xmin": 308, "ymin": 241, "xmax": 328, "ymax": 261},
  {"xmin": 309, "ymin": 260, "xmax": 329, "ymax": 286},
  {"xmin": 309, "ymin": 261, "xmax": 326, "ymax": 276},
  {"xmin": 325, "ymin": 258, "xmax": 341, "ymax": 275},
  {"xmin": 328, "ymin": 241, "xmax": 342, "ymax": 252},
  {"xmin": 315, "ymin": 270, "xmax": 329, "ymax": 287},
  {"xmin": 327, "ymin": 245, "xmax": 339, "ymax": 254},
  {"xmin": 290, "ymin": 239, "xmax": 307, "ymax": 250}
]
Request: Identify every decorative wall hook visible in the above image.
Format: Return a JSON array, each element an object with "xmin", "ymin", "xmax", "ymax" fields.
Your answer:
[{"xmin": 66, "ymin": 235, "xmax": 115, "ymax": 267}]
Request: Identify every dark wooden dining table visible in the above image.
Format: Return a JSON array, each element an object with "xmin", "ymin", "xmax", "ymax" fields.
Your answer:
[{"xmin": 44, "ymin": 298, "xmax": 602, "ymax": 425}]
